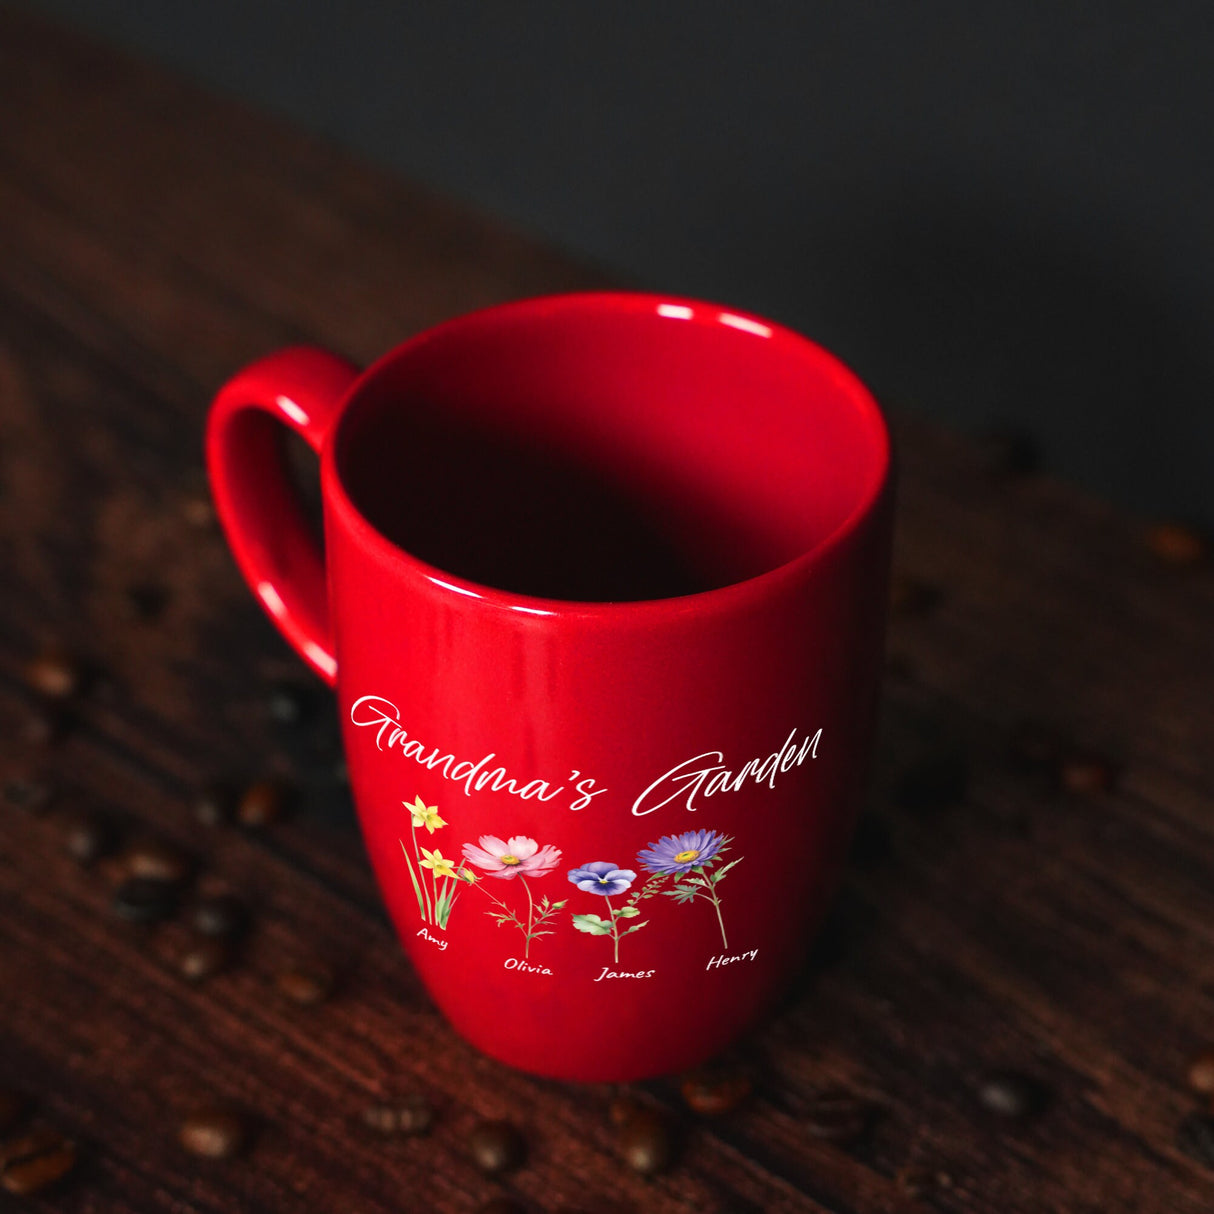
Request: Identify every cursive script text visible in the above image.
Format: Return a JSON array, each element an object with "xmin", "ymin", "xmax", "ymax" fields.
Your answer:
[
  {"xmin": 631, "ymin": 728, "xmax": 821, "ymax": 815},
  {"xmin": 351, "ymin": 695, "xmax": 607, "ymax": 810}
]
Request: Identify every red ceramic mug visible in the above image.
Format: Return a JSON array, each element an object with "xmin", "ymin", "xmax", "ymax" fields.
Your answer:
[{"xmin": 206, "ymin": 292, "xmax": 893, "ymax": 1082}]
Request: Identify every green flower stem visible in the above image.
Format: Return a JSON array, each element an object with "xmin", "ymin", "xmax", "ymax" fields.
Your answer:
[
  {"xmin": 474, "ymin": 882, "xmax": 514, "ymax": 918},
  {"xmin": 400, "ymin": 840, "xmax": 427, "ymax": 921},
  {"xmin": 521, "ymin": 877, "xmax": 535, "ymax": 958},
  {"xmin": 707, "ymin": 883, "xmax": 728, "ymax": 950},
  {"xmin": 693, "ymin": 866, "xmax": 729, "ymax": 949},
  {"xmin": 604, "ymin": 895, "xmax": 620, "ymax": 963},
  {"xmin": 629, "ymin": 872, "xmax": 667, "ymax": 905},
  {"xmin": 412, "ymin": 824, "xmax": 433, "ymax": 923},
  {"xmin": 429, "ymin": 861, "xmax": 441, "ymax": 922}
]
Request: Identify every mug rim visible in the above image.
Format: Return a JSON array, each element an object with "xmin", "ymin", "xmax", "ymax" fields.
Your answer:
[{"xmin": 320, "ymin": 290, "xmax": 892, "ymax": 619}]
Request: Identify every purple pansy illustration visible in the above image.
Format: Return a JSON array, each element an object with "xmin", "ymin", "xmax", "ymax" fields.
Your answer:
[
  {"xmin": 636, "ymin": 829, "xmax": 727, "ymax": 876},
  {"xmin": 635, "ymin": 829, "xmax": 741, "ymax": 949},
  {"xmin": 567, "ymin": 861, "xmax": 646, "ymax": 962},
  {"xmin": 568, "ymin": 861, "xmax": 637, "ymax": 897}
]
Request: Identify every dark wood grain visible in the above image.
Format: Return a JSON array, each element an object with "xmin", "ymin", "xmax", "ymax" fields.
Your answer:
[{"xmin": 1, "ymin": 7, "xmax": 1213, "ymax": 1212}]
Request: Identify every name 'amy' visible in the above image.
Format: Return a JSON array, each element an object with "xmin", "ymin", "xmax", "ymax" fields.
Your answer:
[
  {"xmin": 632, "ymin": 728, "xmax": 821, "ymax": 815},
  {"xmin": 417, "ymin": 927, "xmax": 448, "ymax": 951},
  {"xmin": 706, "ymin": 948, "xmax": 758, "ymax": 970}
]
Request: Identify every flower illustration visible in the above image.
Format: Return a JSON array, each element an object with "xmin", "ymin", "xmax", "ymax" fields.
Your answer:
[
  {"xmin": 462, "ymin": 835, "xmax": 562, "ymax": 880},
  {"xmin": 637, "ymin": 829, "xmax": 727, "ymax": 876},
  {"xmin": 567, "ymin": 861, "xmax": 636, "ymax": 897},
  {"xmin": 567, "ymin": 859, "xmax": 647, "ymax": 962},
  {"xmin": 419, "ymin": 847, "xmax": 457, "ymax": 880},
  {"xmin": 462, "ymin": 834, "xmax": 565, "ymax": 958},
  {"xmin": 398, "ymin": 794, "xmax": 468, "ymax": 930},
  {"xmin": 405, "ymin": 794, "xmax": 447, "ymax": 834},
  {"xmin": 634, "ymin": 830, "xmax": 741, "ymax": 949}
]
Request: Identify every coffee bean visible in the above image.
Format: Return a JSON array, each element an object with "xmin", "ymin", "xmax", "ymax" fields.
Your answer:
[
  {"xmin": 194, "ymin": 783, "xmax": 234, "ymax": 827},
  {"xmin": 0, "ymin": 1126, "xmax": 77, "ymax": 1196},
  {"xmin": 1178, "ymin": 1113, "xmax": 1214, "ymax": 1168},
  {"xmin": 889, "ymin": 574, "xmax": 940, "ymax": 616},
  {"xmin": 680, "ymin": 1066, "xmax": 753, "ymax": 1115},
  {"xmin": 895, "ymin": 754, "xmax": 967, "ymax": 812},
  {"xmin": 238, "ymin": 778, "xmax": 288, "ymax": 827},
  {"xmin": 362, "ymin": 1105, "xmax": 397, "ymax": 1134},
  {"xmin": 0, "ymin": 1090, "xmax": 28, "ymax": 1135},
  {"xmin": 478, "ymin": 1200, "xmax": 528, "ymax": 1214},
  {"xmin": 112, "ymin": 876, "xmax": 178, "ymax": 923},
  {"xmin": 191, "ymin": 895, "xmax": 247, "ymax": 940},
  {"xmin": 267, "ymin": 682, "xmax": 313, "ymax": 725},
  {"xmin": 182, "ymin": 494, "xmax": 215, "ymax": 528},
  {"xmin": 24, "ymin": 649, "xmax": 81, "ymax": 699},
  {"xmin": 63, "ymin": 810, "xmax": 117, "ymax": 866},
  {"xmin": 977, "ymin": 426, "xmax": 1040, "ymax": 477},
  {"xmin": 897, "ymin": 1166, "xmax": 952, "ymax": 1198},
  {"xmin": 179, "ymin": 1107, "xmax": 246, "ymax": 1159},
  {"xmin": 468, "ymin": 1119, "xmax": 526, "ymax": 1174},
  {"xmin": 1188, "ymin": 1048, "xmax": 1214, "ymax": 1095},
  {"xmin": 1145, "ymin": 522, "xmax": 1208, "ymax": 565},
  {"xmin": 362, "ymin": 1094, "xmax": 434, "ymax": 1136},
  {"xmin": 616, "ymin": 1106, "xmax": 674, "ymax": 1175},
  {"xmin": 126, "ymin": 582, "xmax": 170, "ymax": 621},
  {"xmin": 22, "ymin": 702, "xmax": 69, "ymax": 745},
  {"xmin": 393, "ymin": 1095, "xmax": 435, "ymax": 1135},
  {"xmin": 802, "ymin": 1088, "xmax": 870, "ymax": 1145},
  {"xmin": 275, "ymin": 961, "xmax": 334, "ymax": 1006},
  {"xmin": 179, "ymin": 938, "xmax": 230, "ymax": 983},
  {"xmin": 977, "ymin": 1071, "xmax": 1047, "ymax": 1118},
  {"xmin": 1058, "ymin": 752, "xmax": 1116, "ymax": 796},
  {"xmin": 607, "ymin": 1093, "xmax": 648, "ymax": 1128},
  {"xmin": 124, "ymin": 838, "xmax": 192, "ymax": 885},
  {"xmin": 3, "ymin": 776, "xmax": 52, "ymax": 813}
]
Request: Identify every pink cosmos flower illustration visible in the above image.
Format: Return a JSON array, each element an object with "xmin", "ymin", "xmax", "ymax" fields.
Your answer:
[{"xmin": 462, "ymin": 835, "xmax": 562, "ymax": 880}]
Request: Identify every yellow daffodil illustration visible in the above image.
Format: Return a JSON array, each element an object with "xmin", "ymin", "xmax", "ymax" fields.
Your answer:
[
  {"xmin": 400, "ymin": 794, "xmax": 463, "ymax": 929},
  {"xmin": 419, "ymin": 847, "xmax": 458, "ymax": 881},
  {"xmin": 404, "ymin": 794, "xmax": 447, "ymax": 834}
]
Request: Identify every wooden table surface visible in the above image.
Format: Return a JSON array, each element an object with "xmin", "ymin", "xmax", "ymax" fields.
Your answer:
[{"xmin": 3, "ymin": 9, "xmax": 1214, "ymax": 1213}]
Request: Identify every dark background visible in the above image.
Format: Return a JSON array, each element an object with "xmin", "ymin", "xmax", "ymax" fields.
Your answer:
[{"xmin": 20, "ymin": 0, "xmax": 1214, "ymax": 524}]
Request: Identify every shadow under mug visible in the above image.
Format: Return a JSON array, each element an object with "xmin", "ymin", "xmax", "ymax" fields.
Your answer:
[{"xmin": 206, "ymin": 291, "xmax": 893, "ymax": 1082}]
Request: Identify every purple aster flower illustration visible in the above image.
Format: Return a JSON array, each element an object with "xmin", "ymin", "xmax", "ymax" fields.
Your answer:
[
  {"xmin": 567, "ymin": 861, "xmax": 636, "ymax": 897},
  {"xmin": 637, "ymin": 829, "xmax": 727, "ymax": 876}
]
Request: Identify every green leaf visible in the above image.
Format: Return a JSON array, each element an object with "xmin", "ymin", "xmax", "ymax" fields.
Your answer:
[
  {"xmin": 400, "ymin": 842, "xmax": 430, "ymax": 922},
  {"xmin": 663, "ymin": 886, "xmax": 700, "ymax": 903},
  {"xmin": 571, "ymin": 913, "xmax": 613, "ymax": 936},
  {"xmin": 621, "ymin": 920, "xmax": 650, "ymax": 936},
  {"xmin": 433, "ymin": 882, "xmax": 459, "ymax": 928},
  {"xmin": 551, "ymin": 900, "xmax": 568, "ymax": 909},
  {"xmin": 710, "ymin": 857, "xmax": 743, "ymax": 884},
  {"xmin": 616, "ymin": 905, "xmax": 641, "ymax": 918}
]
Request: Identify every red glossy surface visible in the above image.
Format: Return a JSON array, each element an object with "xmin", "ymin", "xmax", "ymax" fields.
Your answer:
[{"xmin": 206, "ymin": 292, "xmax": 894, "ymax": 1082}]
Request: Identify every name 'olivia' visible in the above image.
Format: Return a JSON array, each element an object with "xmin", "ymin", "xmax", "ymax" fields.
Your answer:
[{"xmin": 631, "ymin": 728, "xmax": 822, "ymax": 816}]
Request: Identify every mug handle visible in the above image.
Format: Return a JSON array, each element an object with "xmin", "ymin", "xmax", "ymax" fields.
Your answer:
[{"xmin": 205, "ymin": 346, "xmax": 360, "ymax": 688}]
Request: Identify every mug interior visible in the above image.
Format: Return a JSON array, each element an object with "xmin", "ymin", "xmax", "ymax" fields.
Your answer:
[{"xmin": 333, "ymin": 294, "xmax": 888, "ymax": 603}]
